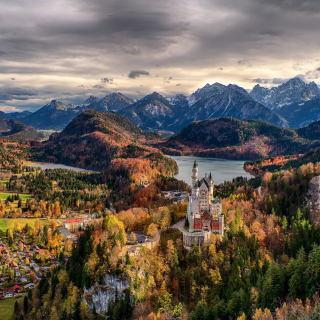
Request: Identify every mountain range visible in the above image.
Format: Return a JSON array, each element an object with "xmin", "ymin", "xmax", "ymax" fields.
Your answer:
[
  {"xmin": 250, "ymin": 77, "xmax": 320, "ymax": 109},
  {"xmin": 2, "ymin": 77, "xmax": 320, "ymax": 131}
]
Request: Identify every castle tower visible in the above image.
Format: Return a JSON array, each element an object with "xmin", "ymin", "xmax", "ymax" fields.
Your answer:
[
  {"xmin": 191, "ymin": 160, "xmax": 199, "ymax": 196},
  {"xmin": 209, "ymin": 172, "xmax": 214, "ymax": 198},
  {"xmin": 219, "ymin": 213, "xmax": 224, "ymax": 236}
]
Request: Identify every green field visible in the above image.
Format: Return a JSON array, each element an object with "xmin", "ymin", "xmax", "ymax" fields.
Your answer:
[
  {"xmin": 0, "ymin": 218, "xmax": 53, "ymax": 232},
  {"xmin": 0, "ymin": 296, "xmax": 24, "ymax": 320},
  {"xmin": 0, "ymin": 193, "xmax": 33, "ymax": 200}
]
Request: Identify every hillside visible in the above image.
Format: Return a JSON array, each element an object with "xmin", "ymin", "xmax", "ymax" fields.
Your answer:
[
  {"xmin": 35, "ymin": 110, "xmax": 177, "ymax": 178},
  {"xmin": 277, "ymin": 97, "xmax": 320, "ymax": 128},
  {"xmin": 0, "ymin": 118, "xmax": 43, "ymax": 141},
  {"xmin": 158, "ymin": 118, "xmax": 320, "ymax": 160}
]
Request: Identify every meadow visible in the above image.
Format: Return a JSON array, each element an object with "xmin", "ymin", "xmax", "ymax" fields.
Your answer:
[
  {"xmin": 0, "ymin": 193, "xmax": 33, "ymax": 200},
  {"xmin": 0, "ymin": 218, "xmax": 52, "ymax": 232},
  {"xmin": 0, "ymin": 296, "xmax": 24, "ymax": 320}
]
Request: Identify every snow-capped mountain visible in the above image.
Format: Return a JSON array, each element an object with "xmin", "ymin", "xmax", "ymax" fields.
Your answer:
[{"xmin": 250, "ymin": 77, "xmax": 320, "ymax": 109}]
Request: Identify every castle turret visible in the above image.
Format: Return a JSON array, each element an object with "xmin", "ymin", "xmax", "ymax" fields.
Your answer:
[{"xmin": 191, "ymin": 160, "xmax": 199, "ymax": 195}]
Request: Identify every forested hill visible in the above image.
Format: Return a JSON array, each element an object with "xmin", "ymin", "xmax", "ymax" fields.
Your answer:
[
  {"xmin": 0, "ymin": 117, "xmax": 43, "ymax": 141},
  {"xmin": 158, "ymin": 118, "xmax": 320, "ymax": 160},
  {"xmin": 34, "ymin": 110, "xmax": 177, "ymax": 177}
]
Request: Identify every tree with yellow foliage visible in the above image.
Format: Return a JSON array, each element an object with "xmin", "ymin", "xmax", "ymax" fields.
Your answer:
[{"xmin": 252, "ymin": 308, "xmax": 273, "ymax": 320}]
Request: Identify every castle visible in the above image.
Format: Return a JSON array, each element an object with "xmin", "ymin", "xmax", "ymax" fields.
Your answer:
[{"xmin": 186, "ymin": 160, "xmax": 224, "ymax": 236}]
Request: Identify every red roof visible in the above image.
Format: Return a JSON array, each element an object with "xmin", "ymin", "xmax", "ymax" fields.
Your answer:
[
  {"xmin": 66, "ymin": 219, "xmax": 83, "ymax": 223},
  {"xmin": 13, "ymin": 285, "xmax": 20, "ymax": 290}
]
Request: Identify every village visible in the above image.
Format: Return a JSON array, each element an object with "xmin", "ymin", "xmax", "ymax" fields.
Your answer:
[{"xmin": 0, "ymin": 207, "xmax": 113, "ymax": 301}]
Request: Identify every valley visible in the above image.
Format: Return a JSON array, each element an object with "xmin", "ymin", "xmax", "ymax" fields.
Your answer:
[{"xmin": 2, "ymin": 78, "xmax": 320, "ymax": 320}]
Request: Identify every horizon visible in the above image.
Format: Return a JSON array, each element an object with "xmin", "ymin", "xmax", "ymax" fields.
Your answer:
[
  {"xmin": 1, "ymin": 0, "xmax": 320, "ymax": 112},
  {"xmin": 1, "ymin": 76, "xmax": 316, "ymax": 113}
]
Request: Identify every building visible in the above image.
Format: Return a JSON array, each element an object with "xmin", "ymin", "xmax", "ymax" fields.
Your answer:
[
  {"xmin": 187, "ymin": 160, "xmax": 224, "ymax": 236},
  {"xmin": 57, "ymin": 227, "xmax": 78, "ymax": 242},
  {"xmin": 65, "ymin": 219, "xmax": 83, "ymax": 231}
]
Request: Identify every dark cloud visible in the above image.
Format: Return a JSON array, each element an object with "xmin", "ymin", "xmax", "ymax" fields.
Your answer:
[
  {"xmin": 0, "ymin": 87, "xmax": 39, "ymax": 101},
  {"xmin": 176, "ymin": 84, "xmax": 181, "ymax": 86},
  {"xmin": 128, "ymin": 70, "xmax": 150, "ymax": 79},
  {"xmin": 101, "ymin": 78, "xmax": 113, "ymax": 83},
  {"xmin": 252, "ymin": 77, "xmax": 288, "ymax": 84},
  {"xmin": 123, "ymin": 46, "xmax": 141, "ymax": 55},
  {"xmin": 11, "ymin": 78, "xmax": 15, "ymax": 80},
  {"xmin": 238, "ymin": 60, "xmax": 252, "ymax": 67},
  {"xmin": 258, "ymin": 0, "xmax": 320, "ymax": 13},
  {"xmin": 1, "ymin": 0, "xmax": 320, "ymax": 110},
  {"xmin": 92, "ymin": 84, "xmax": 105, "ymax": 89}
]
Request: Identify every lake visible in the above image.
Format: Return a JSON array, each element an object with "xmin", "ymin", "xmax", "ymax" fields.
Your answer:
[
  {"xmin": 167, "ymin": 155, "xmax": 253, "ymax": 185},
  {"xmin": 26, "ymin": 162, "xmax": 93, "ymax": 172}
]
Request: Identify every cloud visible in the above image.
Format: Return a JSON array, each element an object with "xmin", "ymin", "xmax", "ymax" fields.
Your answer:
[
  {"xmin": 123, "ymin": 46, "xmax": 141, "ymax": 55},
  {"xmin": 252, "ymin": 78, "xmax": 268, "ymax": 84},
  {"xmin": 0, "ymin": 87, "xmax": 39, "ymax": 101},
  {"xmin": 101, "ymin": 78, "xmax": 113, "ymax": 83},
  {"xmin": 11, "ymin": 78, "xmax": 15, "ymax": 80},
  {"xmin": 92, "ymin": 84, "xmax": 105, "ymax": 89},
  {"xmin": 128, "ymin": 70, "xmax": 150, "ymax": 79},
  {"xmin": 252, "ymin": 77, "xmax": 288, "ymax": 85},
  {"xmin": 176, "ymin": 83, "xmax": 181, "ymax": 86},
  {"xmin": 1, "ymin": 0, "xmax": 320, "ymax": 110},
  {"xmin": 238, "ymin": 60, "xmax": 252, "ymax": 67}
]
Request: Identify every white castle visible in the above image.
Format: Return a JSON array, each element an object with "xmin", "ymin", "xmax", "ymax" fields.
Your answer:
[{"xmin": 186, "ymin": 160, "xmax": 224, "ymax": 236}]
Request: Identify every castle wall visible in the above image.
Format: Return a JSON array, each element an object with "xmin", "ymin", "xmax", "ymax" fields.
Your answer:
[{"xmin": 182, "ymin": 232, "xmax": 211, "ymax": 247}]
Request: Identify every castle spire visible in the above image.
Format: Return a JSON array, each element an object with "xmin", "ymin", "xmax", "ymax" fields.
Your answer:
[
  {"xmin": 193, "ymin": 159, "xmax": 198, "ymax": 168},
  {"xmin": 209, "ymin": 172, "xmax": 212, "ymax": 180}
]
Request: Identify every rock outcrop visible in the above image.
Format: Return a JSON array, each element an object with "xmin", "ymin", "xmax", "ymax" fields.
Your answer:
[{"xmin": 84, "ymin": 274, "xmax": 130, "ymax": 316}]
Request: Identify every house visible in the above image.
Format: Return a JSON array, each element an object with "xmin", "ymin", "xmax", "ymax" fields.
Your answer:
[
  {"xmin": 4, "ymin": 287, "xmax": 14, "ymax": 298},
  {"xmin": 65, "ymin": 219, "xmax": 83, "ymax": 231},
  {"xmin": 126, "ymin": 231, "xmax": 149, "ymax": 244},
  {"xmin": 24, "ymin": 283, "xmax": 35, "ymax": 290},
  {"xmin": 12, "ymin": 285, "xmax": 20, "ymax": 292}
]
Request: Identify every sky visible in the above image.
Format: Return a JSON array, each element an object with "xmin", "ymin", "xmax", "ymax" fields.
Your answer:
[{"xmin": 1, "ymin": 0, "xmax": 320, "ymax": 112}]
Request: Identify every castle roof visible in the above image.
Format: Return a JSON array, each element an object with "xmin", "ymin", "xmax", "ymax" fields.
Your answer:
[
  {"xmin": 198, "ymin": 176, "xmax": 211, "ymax": 189},
  {"xmin": 193, "ymin": 159, "xmax": 198, "ymax": 168},
  {"xmin": 212, "ymin": 197, "xmax": 221, "ymax": 204}
]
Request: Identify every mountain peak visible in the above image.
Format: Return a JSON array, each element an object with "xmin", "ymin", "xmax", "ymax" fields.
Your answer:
[
  {"xmin": 250, "ymin": 77, "xmax": 320, "ymax": 109},
  {"xmin": 83, "ymin": 95, "xmax": 99, "ymax": 106}
]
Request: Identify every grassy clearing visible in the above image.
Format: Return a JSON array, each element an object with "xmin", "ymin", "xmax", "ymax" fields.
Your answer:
[
  {"xmin": 0, "ymin": 218, "xmax": 52, "ymax": 232},
  {"xmin": 0, "ymin": 296, "xmax": 24, "ymax": 320},
  {"xmin": 0, "ymin": 193, "xmax": 33, "ymax": 200}
]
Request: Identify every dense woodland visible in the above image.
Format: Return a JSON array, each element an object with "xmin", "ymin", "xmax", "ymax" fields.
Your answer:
[
  {"xmin": 8, "ymin": 155, "xmax": 320, "ymax": 319},
  {"xmin": 3, "ymin": 117, "xmax": 320, "ymax": 319}
]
